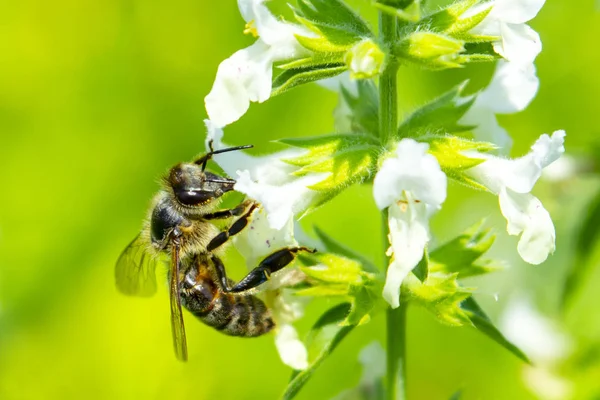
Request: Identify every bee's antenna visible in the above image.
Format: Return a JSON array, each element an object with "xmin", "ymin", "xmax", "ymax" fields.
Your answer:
[{"xmin": 195, "ymin": 141, "xmax": 254, "ymax": 172}]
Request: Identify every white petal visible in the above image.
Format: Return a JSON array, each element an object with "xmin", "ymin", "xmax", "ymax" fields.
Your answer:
[
  {"xmin": 460, "ymin": 103, "xmax": 513, "ymax": 151},
  {"xmin": 237, "ymin": 0, "xmax": 310, "ymax": 56},
  {"xmin": 499, "ymin": 188, "xmax": 555, "ymax": 264},
  {"xmin": 530, "ymin": 130, "xmax": 566, "ymax": 169},
  {"xmin": 476, "ymin": 61, "xmax": 539, "ymax": 114},
  {"xmin": 499, "ymin": 296, "xmax": 571, "ymax": 364},
  {"xmin": 383, "ymin": 199, "xmax": 430, "ymax": 308},
  {"xmin": 204, "ymin": 121, "xmax": 327, "ymax": 230},
  {"xmin": 235, "ymin": 167, "xmax": 326, "ymax": 230},
  {"xmin": 233, "ymin": 207, "xmax": 298, "ymax": 268},
  {"xmin": 494, "ymin": 23, "xmax": 541, "ymax": 65},
  {"xmin": 465, "ymin": 130, "xmax": 566, "ymax": 194},
  {"xmin": 275, "ymin": 324, "xmax": 309, "ymax": 370},
  {"xmin": 204, "ymin": 41, "xmax": 273, "ymax": 127},
  {"xmin": 489, "ymin": 0, "xmax": 546, "ymax": 24},
  {"xmin": 373, "ymin": 139, "xmax": 447, "ymax": 210}
]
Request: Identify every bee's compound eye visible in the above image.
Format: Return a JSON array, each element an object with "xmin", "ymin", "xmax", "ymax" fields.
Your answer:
[{"xmin": 176, "ymin": 190, "xmax": 214, "ymax": 206}]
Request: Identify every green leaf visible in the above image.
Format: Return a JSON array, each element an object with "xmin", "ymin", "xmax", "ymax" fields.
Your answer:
[
  {"xmin": 313, "ymin": 226, "xmax": 379, "ymax": 273},
  {"xmin": 562, "ymin": 188, "xmax": 600, "ymax": 307},
  {"xmin": 272, "ymin": 64, "xmax": 347, "ymax": 97},
  {"xmin": 397, "ymin": 82, "xmax": 475, "ymax": 137},
  {"xmin": 461, "ymin": 297, "xmax": 531, "ymax": 364},
  {"xmin": 336, "ymin": 79, "xmax": 379, "ymax": 136},
  {"xmin": 282, "ymin": 303, "xmax": 355, "ymax": 400}
]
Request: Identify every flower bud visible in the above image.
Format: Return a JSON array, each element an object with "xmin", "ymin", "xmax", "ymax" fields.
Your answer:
[{"xmin": 345, "ymin": 39, "xmax": 386, "ymax": 79}]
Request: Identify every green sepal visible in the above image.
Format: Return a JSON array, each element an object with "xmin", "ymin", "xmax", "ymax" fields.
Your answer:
[
  {"xmin": 272, "ymin": 64, "xmax": 347, "ymax": 97},
  {"xmin": 279, "ymin": 134, "xmax": 380, "ymax": 207},
  {"xmin": 394, "ymin": 31, "xmax": 465, "ymax": 70},
  {"xmin": 293, "ymin": 0, "xmax": 373, "ymax": 46},
  {"xmin": 412, "ymin": 247, "xmax": 429, "ymax": 282},
  {"xmin": 403, "ymin": 272, "xmax": 474, "ymax": 326},
  {"xmin": 460, "ymin": 297, "xmax": 531, "ymax": 363},
  {"xmin": 428, "ymin": 220, "xmax": 502, "ymax": 279},
  {"xmin": 397, "ymin": 82, "xmax": 474, "ymax": 137},
  {"xmin": 373, "ymin": 0, "xmax": 421, "ymax": 22},
  {"xmin": 421, "ymin": 0, "xmax": 492, "ymax": 38},
  {"xmin": 298, "ymin": 252, "xmax": 383, "ymax": 326},
  {"xmin": 424, "ymin": 135, "xmax": 497, "ymax": 192},
  {"xmin": 282, "ymin": 303, "xmax": 355, "ymax": 400},
  {"xmin": 278, "ymin": 50, "xmax": 345, "ymax": 70}
]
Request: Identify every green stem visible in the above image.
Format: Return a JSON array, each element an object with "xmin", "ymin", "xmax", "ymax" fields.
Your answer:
[
  {"xmin": 379, "ymin": 10, "xmax": 406, "ymax": 400},
  {"xmin": 378, "ymin": 12, "xmax": 399, "ymax": 146}
]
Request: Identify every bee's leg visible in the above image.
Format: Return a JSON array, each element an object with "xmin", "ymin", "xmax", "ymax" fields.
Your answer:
[
  {"xmin": 225, "ymin": 247, "xmax": 316, "ymax": 293},
  {"xmin": 210, "ymin": 255, "xmax": 234, "ymax": 291},
  {"xmin": 206, "ymin": 202, "xmax": 259, "ymax": 252},
  {"xmin": 204, "ymin": 199, "xmax": 257, "ymax": 220}
]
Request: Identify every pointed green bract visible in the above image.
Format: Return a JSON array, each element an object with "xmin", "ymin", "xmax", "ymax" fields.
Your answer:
[
  {"xmin": 403, "ymin": 272, "xmax": 474, "ymax": 326},
  {"xmin": 298, "ymin": 252, "xmax": 383, "ymax": 326},
  {"xmin": 397, "ymin": 82, "xmax": 475, "ymax": 137},
  {"xmin": 425, "ymin": 135, "xmax": 497, "ymax": 192},
  {"xmin": 429, "ymin": 220, "xmax": 502, "ymax": 278},
  {"xmin": 282, "ymin": 303, "xmax": 355, "ymax": 400},
  {"xmin": 279, "ymin": 133, "xmax": 380, "ymax": 211}
]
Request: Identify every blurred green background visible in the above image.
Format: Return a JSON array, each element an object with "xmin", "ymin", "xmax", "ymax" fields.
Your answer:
[{"xmin": 1, "ymin": 0, "xmax": 600, "ymax": 399}]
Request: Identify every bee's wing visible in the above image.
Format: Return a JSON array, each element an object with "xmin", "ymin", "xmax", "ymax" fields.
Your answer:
[
  {"xmin": 170, "ymin": 241, "xmax": 188, "ymax": 361},
  {"xmin": 115, "ymin": 234, "xmax": 162, "ymax": 297}
]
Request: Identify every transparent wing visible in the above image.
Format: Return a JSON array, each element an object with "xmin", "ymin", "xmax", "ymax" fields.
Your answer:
[
  {"xmin": 170, "ymin": 241, "xmax": 188, "ymax": 361},
  {"xmin": 115, "ymin": 234, "xmax": 162, "ymax": 297}
]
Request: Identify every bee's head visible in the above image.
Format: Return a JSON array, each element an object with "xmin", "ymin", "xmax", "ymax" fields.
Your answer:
[
  {"xmin": 167, "ymin": 143, "xmax": 252, "ymax": 207},
  {"xmin": 168, "ymin": 164, "xmax": 236, "ymax": 206}
]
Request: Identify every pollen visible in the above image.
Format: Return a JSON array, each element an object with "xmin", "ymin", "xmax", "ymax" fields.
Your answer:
[{"xmin": 243, "ymin": 20, "xmax": 258, "ymax": 38}]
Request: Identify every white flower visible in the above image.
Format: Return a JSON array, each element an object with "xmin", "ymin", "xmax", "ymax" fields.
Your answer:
[
  {"xmin": 500, "ymin": 296, "xmax": 571, "ymax": 365},
  {"xmin": 205, "ymin": 120, "xmax": 327, "ymax": 230},
  {"xmin": 500, "ymin": 296, "xmax": 573, "ymax": 400},
  {"xmin": 204, "ymin": 0, "xmax": 312, "ymax": 128},
  {"xmin": 460, "ymin": 61, "xmax": 539, "ymax": 149},
  {"xmin": 465, "ymin": 130, "xmax": 566, "ymax": 264},
  {"xmin": 467, "ymin": 0, "xmax": 545, "ymax": 65},
  {"xmin": 233, "ymin": 207, "xmax": 309, "ymax": 370},
  {"xmin": 373, "ymin": 139, "xmax": 447, "ymax": 308}
]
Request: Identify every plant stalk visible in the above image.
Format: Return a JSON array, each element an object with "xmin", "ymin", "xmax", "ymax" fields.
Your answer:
[{"xmin": 379, "ymin": 10, "xmax": 406, "ymax": 400}]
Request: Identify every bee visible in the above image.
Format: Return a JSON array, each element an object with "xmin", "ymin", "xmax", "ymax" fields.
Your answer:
[{"xmin": 115, "ymin": 143, "xmax": 313, "ymax": 361}]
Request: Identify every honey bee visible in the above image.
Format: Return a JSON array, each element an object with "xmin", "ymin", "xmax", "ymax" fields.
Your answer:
[{"xmin": 115, "ymin": 144, "xmax": 313, "ymax": 361}]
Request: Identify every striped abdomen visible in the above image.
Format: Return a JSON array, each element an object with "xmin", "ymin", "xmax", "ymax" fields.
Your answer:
[{"xmin": 180, "ymin": 267, "xmax": 275, "ymax": 337}]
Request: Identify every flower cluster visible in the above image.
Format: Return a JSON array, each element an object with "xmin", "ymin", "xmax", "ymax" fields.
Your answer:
[{"xmin": 201, "ymin": 0, "xmax": 563, "ymax": 387}]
